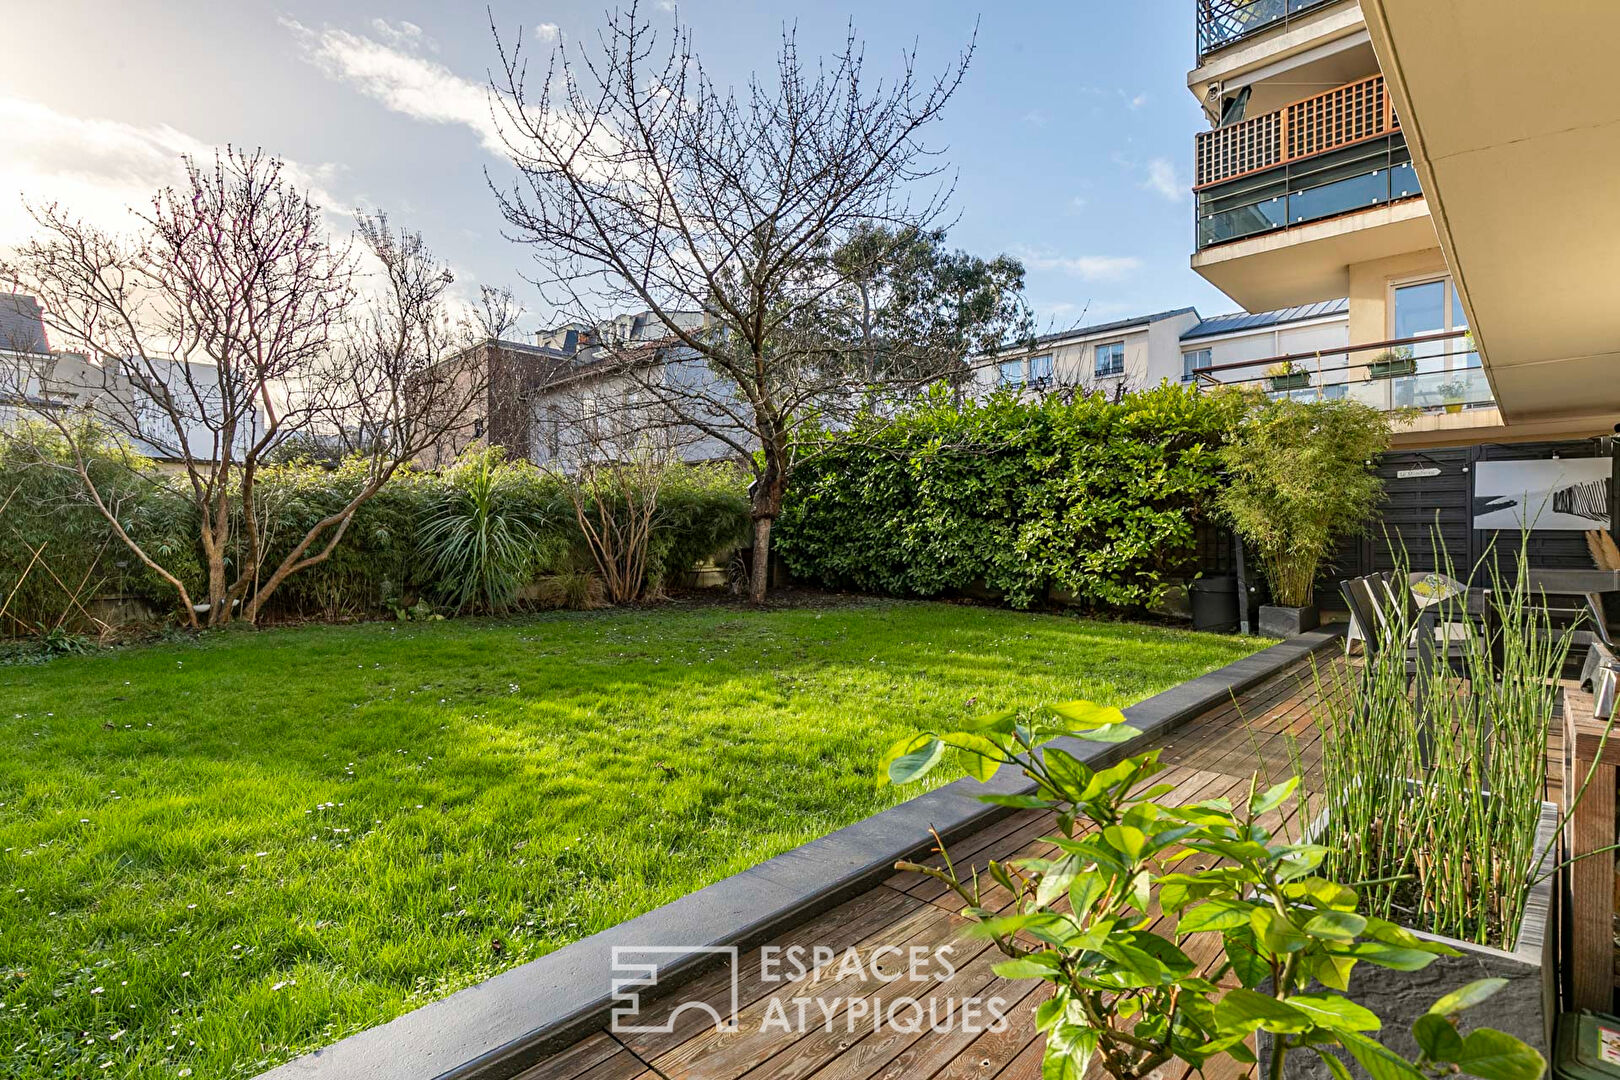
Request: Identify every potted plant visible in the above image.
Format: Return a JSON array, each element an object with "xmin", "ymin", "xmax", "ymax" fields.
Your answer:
[
  {"xmin": 1267, "ymin": 359, "xmax": 1312, "ymax": 391},
  {"xmin": 1292, "ymin": 543, "xmax": 1577, "ymax": 1077},
  {"xmin": 1216, "ymin": 396, "xmax": 1392, "ymax": 637},
  {"xmin": 882, "ymin": 704, "xmax": 1547, "ymax": 1080},
  {"xmin": 1437, "ymin": 379, "xmax": 1467, "ymax": 413},
  {"xmin": 1367, "ymin": 349, "xmax": 1417, "ymax": 379}
]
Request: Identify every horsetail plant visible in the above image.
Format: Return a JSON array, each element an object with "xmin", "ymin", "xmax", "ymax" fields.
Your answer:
[{"xmin": 1304, "ymin": 536, "xmax": 1577, "ymax": 949}]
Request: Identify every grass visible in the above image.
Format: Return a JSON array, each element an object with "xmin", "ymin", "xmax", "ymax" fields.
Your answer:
[{"xmin": 0, "ymin": 598, "xmax": 1260, "ymax": 1078}]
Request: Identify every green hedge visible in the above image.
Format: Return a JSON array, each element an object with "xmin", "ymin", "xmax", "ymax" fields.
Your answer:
[
  {"xmin": 774, "ymin": 384, "xmax": 1245, "ymax": 610},
  {"xmin": 0, "ymin": 434, "xmax": 751, "ymax": 631}
]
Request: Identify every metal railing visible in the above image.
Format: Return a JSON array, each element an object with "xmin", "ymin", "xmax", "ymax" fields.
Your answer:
[
  {"xmin": 1192, "ymin": 330, "xmax": 1496, "ymax": 414},
  {"xmin": 1197, "ymin": 0, "xmax": 1343, "ymax": 60},
  {"xmin": 1196, "ymin": 75, "xmax": 1397, "ymax": 189}
]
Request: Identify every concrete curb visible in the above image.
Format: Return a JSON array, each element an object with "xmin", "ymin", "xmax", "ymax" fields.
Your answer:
[{"xmin": 260, "ymin": 627, "xmax": 1342, "ymax": 1080}]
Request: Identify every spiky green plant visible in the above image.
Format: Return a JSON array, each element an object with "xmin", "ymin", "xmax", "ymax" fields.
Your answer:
[{"xmin": 417, "ymin": 449, "xmax": 543, "ymax": 614}]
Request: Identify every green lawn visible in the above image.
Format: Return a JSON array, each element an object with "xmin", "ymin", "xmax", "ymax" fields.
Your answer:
[{"xmin": 0, "ymin": 599, "xmax": 1260, "ymax": 1078}]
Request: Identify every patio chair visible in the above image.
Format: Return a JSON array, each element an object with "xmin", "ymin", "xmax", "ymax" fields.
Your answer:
[{"xmin": 1339, "ymin": 572, "xmax": 1477, "ymax": 677}]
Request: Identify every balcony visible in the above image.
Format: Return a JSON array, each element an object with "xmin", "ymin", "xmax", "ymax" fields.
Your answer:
[
  {"xmin": 1192, "ymin": 330, "xmax": 1497, "ymax": 418},
  {"xmin": 1194, "ymin": 76, "xmax": 1421, "ymax": 251},
  {"xmin": 1196, "ymin": 0, "xmax": 1345, "ymax": 60}
]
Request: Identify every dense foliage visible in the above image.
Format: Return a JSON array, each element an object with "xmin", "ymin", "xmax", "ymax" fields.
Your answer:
[
  {"xmin": 775, "ymin": 385, "xmax": 1247, "ymax": 610},
  {"xmin": 0, "ymin": 433, "xmax": 750, "ymax": 632},
  {"xmin": 1216, "ymin": 395, "xmax": 1391, "ymax": 607}
]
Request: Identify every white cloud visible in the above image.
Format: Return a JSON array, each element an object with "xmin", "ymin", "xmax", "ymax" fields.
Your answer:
[
  {"xmin": 535, "ymin": 22, "xmax": 560, "ymax": 42},
  {"xmin": 1127, "ymin": 92, "xmax": 1149, "ymax": 110},
  {"xmin": 285, "ymin": 18, "xmax": 505, "ymax": 155},
  {"xmin": 370, "ymin": 19, "xmax": 434, "ymax": 52},
  {"xmin": 1142, "ymin": 157, "xmax": 1188, "ymax": 203},
  {"xmin": 0, "ymin": 96, "xmax": 342, "ymax": 253},
  {"xmin": 1014, "ymin": 247, "xmax": 1142, "ymax": 282}
]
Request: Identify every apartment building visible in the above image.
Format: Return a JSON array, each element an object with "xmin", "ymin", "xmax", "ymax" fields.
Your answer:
[
  {"xmin": 1186, "ymin": 0, "xmax": 1619, "ymax": 449},
  {"xmin": 972, "ymin": 309, "xmax": 1200, "ymax": 396}
]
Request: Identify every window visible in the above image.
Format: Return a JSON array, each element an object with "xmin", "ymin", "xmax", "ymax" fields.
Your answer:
[
  {"xmin": 1392, "ymin": 276, "xmax": 1476, "ymax": 373},
  {"xmin": 1094, "ymin": 341, "xmax": 1125, "ymax": 378},
  {"xmin": 1028, "ymin": 354, "xmax": 1053, "ymax": 384},
  {"xmin": 1182, "ymin": 348, "xmax": 1212, "ymax": 383},
  {"xmin": 998, "ymin": 359, "xmax": 1025, "ymax": 386}
]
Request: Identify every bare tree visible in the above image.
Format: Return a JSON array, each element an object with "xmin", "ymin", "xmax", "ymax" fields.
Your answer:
[
  {"xmin": 489, "ymin": 6, "xmax": 985, "ymax": 601},
  {"xmin": 0, "ymin": 149, "xmax": 484, "ymax": 626},
  {"xmin": 470, "ymin": 283, "xmax": 526, "ymax": 341}
]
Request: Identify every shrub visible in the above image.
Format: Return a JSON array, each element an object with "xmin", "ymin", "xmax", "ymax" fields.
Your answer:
[
  {"xmin": 776, "ymin": 384, "xmax": 1245, "ymax": 610},
  {"xmin": 418, "ymin": 449, "xmax": 561, "ymax": 614},
  {"xmin": 1216, "ymin": 395, "xmax": 1391, "ymax": 607}
]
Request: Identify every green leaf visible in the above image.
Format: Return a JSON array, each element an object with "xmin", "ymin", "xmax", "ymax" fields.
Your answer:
[
  {"xmin": 1312, "ymin": 951, "xmax": 1357, "ymax": 991},
  {"xmin": 1035, "ymin": 855, "xmax": 1081, "ymax": 909},
  {"xmin": 1075, "ymin": 721, "xmax": 1140, "ymax": 744},
  {"xmin": 1178, "ymin": 899, "xmax": 1254, "ymax": 934},
  {"xmin": 1317, "ymin": 1049, "xmax": 1356, "ymax": 1080},
  {"xmin": 979, "ymin": 793, "xmax": 1056, "ymax": 809},
  {"xmin": 1043, "ymin": 748, "xmax": 1094, "ymax": 802},
  {"xmin": 1304, "ymin": 910, "xmax": 1368, "ymax": 943},
  {"xmin": 1331, "ymin": 941, "xmax": 1444, "ymax": 971},
  {"xmin": 1288, "ymin": 994, "xmax": 1381, "ymax": 1032},
  {"xmin": 1453, "ymin": 1028, "xmax": 1547, "ymax": 1080},
  {"xmin": 958, "ymin": 708, "xmax": 1017, "ymax": 734},
  {"xmin": 885, "ymin": 736, "xmax": 945, "ymax": 785},
  {"xmin": 1249, "ymin": 776, "xmax": 1299, "ymax": 815},
  {"xmin": 1043, "ymin": 1023, "xmax": 1098, "ymax": 1080},
  {"xmin": 1102, "ymin": 824, "xmax": 1149, "ymax": 863},
  {"xmin": 1222, "ymin": 928, "xmax": 1270, "ymax": 988},
  {"xmin": 1428, "ymin": 978, "xmax": 1509, "ymax": 1017},
  {"xmin": 1213, "ymin": 988, "xmax": 1314, "ymax": 1034},
  {"xmin": 940, "ymin": 731, "xmax": 1005, "ymax": 781},
  {"xmin": 1338, "ymin": 1031, "xmax": 1428, "ymax": 1080},
  {"xmin": 1047, "ymin": 700, "xmax": 1126, "ymax": 731},
  {"xmin": 1251, "ymin": 907, "xmax": 1309, "ymax": 954},
  {"xmin": 1413, "ymin": 1013, "xmax": 1466, "ymax": 1062},
  {"xmin": 1068, "ymin": 874, "xmax": 1108, "ymax": 924},
  {"xmin": 994, "ymin": 956, "xmax": 1063, "ymax": 980}
]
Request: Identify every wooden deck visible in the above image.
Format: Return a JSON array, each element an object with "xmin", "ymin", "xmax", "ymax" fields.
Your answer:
[{"xmin": 520, "ymin": 658, "xmax": 1341, "ymax": 1080}]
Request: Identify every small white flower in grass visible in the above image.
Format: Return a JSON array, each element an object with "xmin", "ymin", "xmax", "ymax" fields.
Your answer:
[
  {"xmin": 254, "ymin": 852, "xmax": 267, "ymax": 857},
  {"xmin": 180, "ymin": 971, "xmax": 190, "ymax": 978},
  {"xmin": 187, "ymin": 904, "xmax": 196, "ymax": 910},
  {"xmin": 91, "ymin": 987, "xmax": 103, "ymax": 994}
]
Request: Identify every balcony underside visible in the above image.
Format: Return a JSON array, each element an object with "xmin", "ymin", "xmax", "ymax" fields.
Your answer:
[
  {"xmin": 1192, "ymin": 196, "xmax": 1437, "ymax": 312},
  {"xmin": 1361, "ymin": 0, "xmax": 1620, "ymax": 427}
]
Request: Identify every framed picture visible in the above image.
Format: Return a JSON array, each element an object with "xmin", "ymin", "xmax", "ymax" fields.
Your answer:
[{"xmin": 1472, "ymin": 457, "xmax": 1612, "ymax": 531}]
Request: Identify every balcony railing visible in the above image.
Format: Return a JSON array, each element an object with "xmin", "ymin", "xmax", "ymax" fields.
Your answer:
[
  {"xmin": 1192, "ymin": 331, "xmax": 1496, "ymax": 415},
  {"xmin": 1197, "ymin": 0, "xmax": 1343, "ymax": 61},
  {"xmin": 1196, "ymin": 75, "xmax": 1397, "ymax": 189}
]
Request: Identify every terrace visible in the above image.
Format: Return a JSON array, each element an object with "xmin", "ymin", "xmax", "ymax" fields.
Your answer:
[
  {"xmin": 1195, "ymin": 0, "xmax": 1346, "ymax": 62},
  {"xmin": 1191, "ymin": 329, "xmax": 1497, "ymax": 416}
]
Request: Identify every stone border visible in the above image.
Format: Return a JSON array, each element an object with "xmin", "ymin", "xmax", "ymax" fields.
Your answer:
[{"xmin": 261, "ymin": 628, "xmax": 1341, "ymax": 1080}]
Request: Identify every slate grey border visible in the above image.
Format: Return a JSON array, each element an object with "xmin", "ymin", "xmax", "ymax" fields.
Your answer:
[{"xmin": 260, "ymin": 627, "xmax": 1342, "ymax": 1080}]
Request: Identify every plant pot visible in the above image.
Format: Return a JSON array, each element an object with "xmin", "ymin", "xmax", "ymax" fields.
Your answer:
[
  {"xmin": 1263, "ymin": 799, "xmax": 1558, "ymax": 1080},
  {"xmin": 1445, "ymin": 402, "xmax": 1463, "ymax": 414},
  {"xmin": 1369, "ymin": 358, "xmax": 1417, "ymax": 379},
  {"xmin": 1257, "ymin": 604, "xmax": 1318, "ymax": 637},
  {"xmin": 1269, "ymin": 372, "xmax": 1311, "ymax": 391}
]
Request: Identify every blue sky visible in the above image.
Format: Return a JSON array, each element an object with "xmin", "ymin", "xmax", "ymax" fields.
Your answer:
[{"xmin": 0, "ymin": 1, "xmax": 1235, "ymax": 335}]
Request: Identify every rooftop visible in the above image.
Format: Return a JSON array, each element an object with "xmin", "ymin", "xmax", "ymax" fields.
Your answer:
[{"xmin": 1180, "ymin": 298, "xmax": 1349, "ymax": 341}]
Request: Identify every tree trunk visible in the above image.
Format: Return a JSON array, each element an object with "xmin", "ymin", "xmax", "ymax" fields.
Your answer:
[{"xmin": 749, "ymin": 516, "xmax": 772, "ymax": 604}]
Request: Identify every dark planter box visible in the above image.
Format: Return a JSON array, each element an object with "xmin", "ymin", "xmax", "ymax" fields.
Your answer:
[
  {"xmin": 1264, "ymin": 799, "xmax": 1557, "ymax": 1080},
  {"xmin": 1269, "ymin": 372, "xmax": 1312, "ymax": 391},
  {"xmin": 1258, "ymin": 604, "xmax": 1318, "ymax": 637},
  {"xmin": 1369, "ymin": 358, "xmax": 1417, "ymax": 379}
]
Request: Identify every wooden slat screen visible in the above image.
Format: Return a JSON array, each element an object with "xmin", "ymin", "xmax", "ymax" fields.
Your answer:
[{"xmin": 1195, "ymin": 75, "xmax": 1399, "ymax": 188}]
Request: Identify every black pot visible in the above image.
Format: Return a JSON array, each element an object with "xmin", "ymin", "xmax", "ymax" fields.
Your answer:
[{"xmin": 1258, "ymin": 604, "xmax": 1318, "ymax": 638}]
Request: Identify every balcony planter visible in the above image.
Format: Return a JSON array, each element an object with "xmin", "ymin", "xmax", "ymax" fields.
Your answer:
[
  {"xmin": 1368, "ymin": 356, "xmax": 1417, "ymax": 379},
  {"xmin": 1257, "ymin": 603, "xmax": 1317, "ymax": 637},
  {"xmin": 1268, "ymin": 371, "xmax": 1311, "ymax": 392},
  {"xmin": 1264, "ymin": 797, "xmax": 1557, "ymax": 1080}
]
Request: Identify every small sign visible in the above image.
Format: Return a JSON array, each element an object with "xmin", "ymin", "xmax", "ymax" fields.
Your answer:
[
  {"xmin": 1598, "ymin": 1023, "xmax": 1620, "ymax": 1066},
  {"xmin": 1397, "ymin": 467, "xmax": 1442, "ymax": 479}
]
